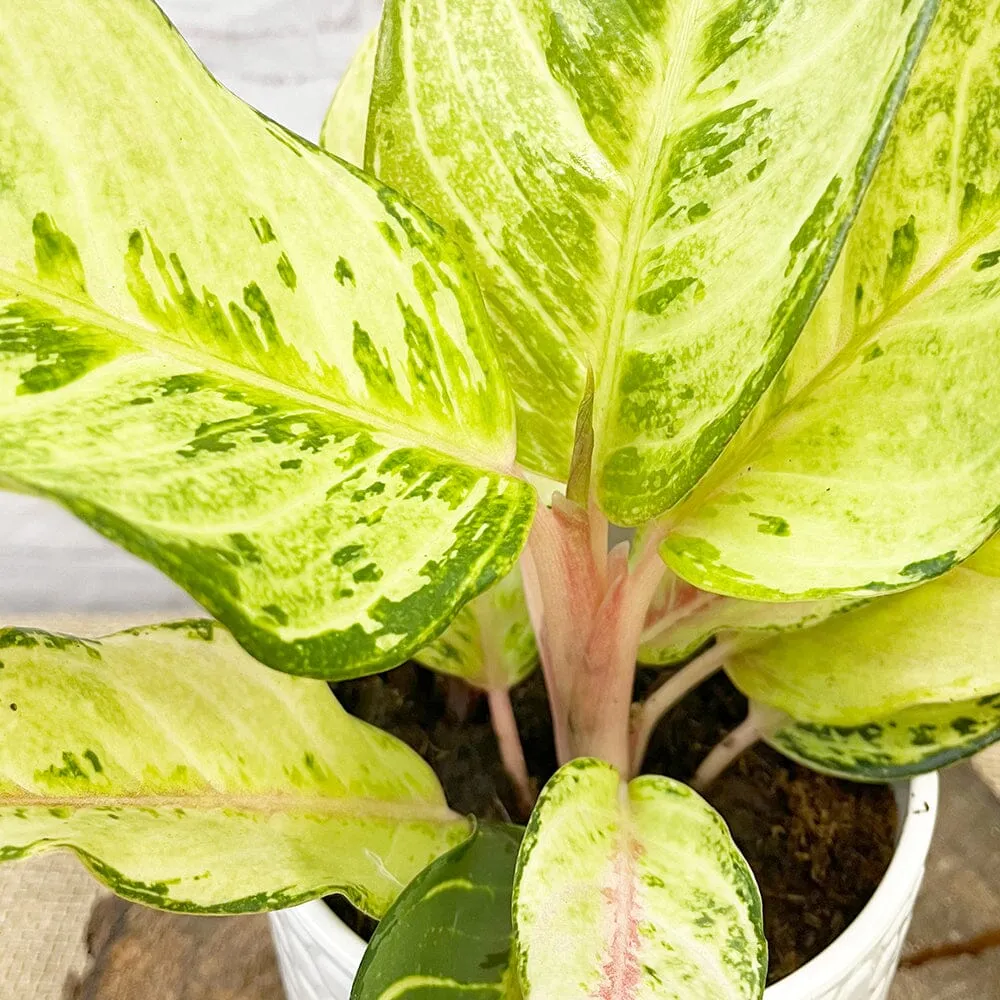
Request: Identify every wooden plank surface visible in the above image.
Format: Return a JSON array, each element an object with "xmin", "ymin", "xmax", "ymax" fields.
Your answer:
[
  {"xmin": 66, "ymin": 897, "xmax": 283, "ymax": 1000},
  {"xmin": 891, "ymin": 765, "xmax": 1000, "ymax": 999}
]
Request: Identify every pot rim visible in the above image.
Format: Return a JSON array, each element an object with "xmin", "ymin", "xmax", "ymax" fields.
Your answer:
[
  {"xmin": 284, "ymin": 771, "xmax": 939, "ymax": 997},
  {"xmin": 766, "ymin": 771, "xmax": 938, "ymax": 998}
]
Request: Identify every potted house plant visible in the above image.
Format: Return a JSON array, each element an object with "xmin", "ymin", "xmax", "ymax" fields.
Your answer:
[{"xmin": 0, "ymin": 0, "xmax": 996, "ymax": 997}]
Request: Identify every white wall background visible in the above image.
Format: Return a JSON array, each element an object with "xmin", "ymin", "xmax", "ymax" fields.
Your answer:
[{"xmin": 0, "ymin": 0, "xmax": 381, "ymax": 613}]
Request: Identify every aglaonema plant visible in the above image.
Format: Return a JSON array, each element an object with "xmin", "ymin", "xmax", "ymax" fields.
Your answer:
[{"xmin": 1, "ymin": 0, "xmax": 999, "ymax": 997}]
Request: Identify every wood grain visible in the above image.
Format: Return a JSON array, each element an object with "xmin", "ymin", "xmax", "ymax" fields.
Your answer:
[
  {"xmin": 890, "ymin": 765, "xmax": 1000, "ymax": 999},
  {"xmin": 65, "ymin": 896, "xmax": 283, "ymax": 1000}
]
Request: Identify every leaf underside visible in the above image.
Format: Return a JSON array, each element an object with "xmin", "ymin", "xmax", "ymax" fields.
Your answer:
[
  {"xmin": 0, "ymin": 0, "xmax": 535, "ymax": 681},
  {"xmin": 322, "ymin": 29, "xmax": 378, "ymax": 166},
  {"xmin": 368, "ymin": 0, "xmax": 938, "ymax": 524},
  {"xmin": 727, "ymin": 543, "xmax": 1000, "ymax": 726},
  {"xmin": 638, "ymin": 570, "xmax": 864, "ymax": 667},
  {"xmin": 0, "ymin": 622, "xmax": 468, "ymax": 914}
]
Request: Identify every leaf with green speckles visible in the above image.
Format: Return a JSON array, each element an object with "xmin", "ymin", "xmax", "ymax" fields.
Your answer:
[
  {"xmin": 352, "ymin": 824, "xmax": 523, "ymax": 1000},
  {"xmin": 415, "ymin": 565, "xmax": 537, "ymax": 690},
  {"xmin": 638, "ymin": 571, "xmax": 865, "ymax": 667},
  {"xmin": 321, "ymin": 29, "xmax": 377, "ymax": 167},
  {"xmin": 765, "ymin": 693, "xmax": 1000, "ymax": 782},
  {"xmin": 727, "ymin": 535, "xmax": 1000, "ymax": 727},
  {"xmin": 0, "ymin": 0, "xmax": 536, "ymax": 681},
  {"xmin": 513, "ymin": 759, "xmax": 766, "ymax": 999},
  {"xmin": 0, "ymin": 622, "xmax": 469, "ymax": 914},
  {"xmin": 364, "ymin": 0, "xmax": 937, "ymax": 523},
  {"xmin": 667, "ymin": 0, "xmax": 1000, "ymax": 599}
]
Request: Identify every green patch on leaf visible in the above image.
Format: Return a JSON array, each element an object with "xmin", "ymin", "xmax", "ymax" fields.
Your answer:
[
  {"xmin": 749, "ymin": 513, "xmax": 790, "ymax": 537},
  {"xmin": 769, "ymin": 693, "xmax": 1000, "ymax": 781},
  {"xmin": 32, "ymin": 213, "xmax": 87, "ymax": 295}
]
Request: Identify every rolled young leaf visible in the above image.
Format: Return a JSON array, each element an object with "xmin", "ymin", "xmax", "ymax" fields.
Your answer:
[
  {"xmin": 415, "ymin": 564, "xmax": 538, "ymax": 691},
  {"xmin": 0, "ymin": 0, "xmax": 535, "ymax": 681},
  {"xmin": 513, "ymin": 759, "xmax": 766, "ymax": 1000},
  {"xmin": 0, "ymin": 621, "xmax": 470, "ymax": 914},
  {"xmin": 320, "ymin": 29, "xmax": 377, "ymax": 165},
  {"xmin": 639, "ymin": 571, "xmax": 864, "ymax": 667},
  {"xmin": 367, "ymin": 0, "xmax": 938, "ymax": 522},
  {"xmin": 726, "ymin": 541, "xmax": 1000, "ymax": 725},
  {"xmin": 666, "ymin": 0, "xmax": 1000, "ymax": 599},
  {"xmin": 352, "ymin": 824, "xmax": 523, "ymax": 1000},
  {"xmin": 767, "ymin": 692, "xmax": 1000, "ymax": 782}
]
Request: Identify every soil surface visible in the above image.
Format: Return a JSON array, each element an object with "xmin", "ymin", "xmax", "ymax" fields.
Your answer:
[{"xmin": 329, "ymin": 662, "xmax": 898, "ymax": 985}]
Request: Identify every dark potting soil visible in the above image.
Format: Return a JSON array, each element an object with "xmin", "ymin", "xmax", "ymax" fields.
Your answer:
[{"xmin": 327, "ymin": 662, "xmax": 898, "ymax": 985}]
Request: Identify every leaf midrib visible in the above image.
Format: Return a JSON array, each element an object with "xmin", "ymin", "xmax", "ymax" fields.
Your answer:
[
  {"xmin": 0, "ymin": 268, "xmax": 516, "ymax": 477},
  {"xmin": 759, "ymin": 203, "xmax": 1000, "ymax": 424},
  {"xmin": 3, "ymin": 790, "xmax": 460, "ymax": 822},
  {"xmin": 594, "ymin": 1, "xmax": 705, "ymax": 456},
  {"xmin": 669, "ymin": 203, "xmax": 1000, "ymax": 527}
]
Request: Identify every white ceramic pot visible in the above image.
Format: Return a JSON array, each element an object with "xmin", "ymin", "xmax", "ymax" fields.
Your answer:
[{"xmin": 270, "ymin": 773, "xmax": 938, "ymax": 1000}]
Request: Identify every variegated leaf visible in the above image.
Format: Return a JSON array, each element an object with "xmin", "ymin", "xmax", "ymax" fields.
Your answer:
[
  {"xmin": 368, "ymin": 0, "xmax": 937, "ymax": 522},
  {"xmin": 666, "ymin": 0, "xmax": 1000, "ymax": 599},
  {"xmin": 352, "ymin": 824, "xmax": 523, "ymax": 1000},
  {"xmin": 767, "ymin": 692, "xmax": 1000, "ymax": 781},
  {"xmin": 727, "ymin": 537, "xmax": 1000, "ymax": 725},
  {"xmin": 639, "ymin": 571, "xmax": 864, "ymax": 666},
  {"xmin": 513, "ymin": 759, "xmax": 766, "ymax": 1000},
  {"xmin": 0, "ymin": 622, "xmax": 469, "ymax": 914},
  {"xmin": 0, "ymin": 0, "xmax": 536, "ymax": 680},
  {"xmin": 415, "ymin": 565, "xmax": 537, "ymax": 690},
  {"xmin": 321, "ymin": 29, "xmax": 377, "ymax": 166}
]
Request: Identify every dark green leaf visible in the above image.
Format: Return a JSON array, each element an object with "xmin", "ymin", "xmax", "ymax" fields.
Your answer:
[{"xmin": 352, "ymin": 824, "xmax": 523, "ymax": 1000}]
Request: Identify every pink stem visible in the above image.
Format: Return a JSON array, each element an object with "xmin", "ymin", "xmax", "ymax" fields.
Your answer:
[
  {"xmin": 566, "ymin": 524, "xmax": 668, "ymax": 773},
  {"xmin": 690, "ymin": 703, "xmax": 786, "ymax": 792},
  {"xmin": 519, "ymin": 515, "xmax": 573, "ymax": 763},
  {"xmin": 487, "ymin": 686, "xmax": 534, "ymax": 818},
  {"xmin": 629, "ymin": 644, "xmax": 730, "ymax": 777},
  {"xmin": 522, "ymin": 496, "xmax": 668, "ymax": 774}
]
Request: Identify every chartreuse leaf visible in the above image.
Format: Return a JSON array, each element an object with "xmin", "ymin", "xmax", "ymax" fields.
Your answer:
[
  {"xmin": 321, "ymin": 29, "xmax": 377, "ymax": 165},
  {"xmin": 0, "ymin": 0, "xmax": 535, "ymax": 681},
  {"xmin": 767, "ymin": 693, "xmax": 1000, "ymax": 782},
  {"xmin": 352, "ymin": 824, "xmax": 523, "ymax": 1000},
  {"xmin": 639, "ymin": 571, "xmax": 863, "ymax": 666},
  {"xmin": 0, "ymin": 622, "xmax": 469, "ymax": 914},
  {"xmin": 415, "ymin": 566, "xmax": 537, "ymax": 690},
  {"xmin": 727, "ymin": 544, "xmax": 1000, "ymax": 724},
  {"xmin": 727, "ymin": 537, "xmax": 1000, "ymax": 778},
  {"xmin": 666, "ymin": 0, "xmax": 1000, "ymax": 599},
  {"xmin": 367, "ymin": 0, "xmax": 938, "ymax": 521},
  {"xmin": 513, "ymin": 759, "xmax": 765, "ymax": 1000}
]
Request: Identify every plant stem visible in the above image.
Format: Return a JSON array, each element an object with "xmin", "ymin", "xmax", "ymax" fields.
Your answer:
[
  {"xmin": 629, "ymin": 643, "xmax": 729, "ymax": 776},
  {"xmin": 639, "ymin": 590, "xmax": 716, "ymax": 649},
  {"xmin": 567, "ymin": 524, "xmax": 667, "ymax": 772},
  {"xmin": 521, "ymin": 497, "xmax": 667, "ymax": 774},
  {"xmin": 519, "ymin": 505, "xmax": 578, "ymax": 764},
  {"xmin": 690, "ymin": 703, "xmax": 785, "ymax": 793},
  {"xmin": 487, "ymin": 686, "xmax": 535, "ymax": 819}
]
